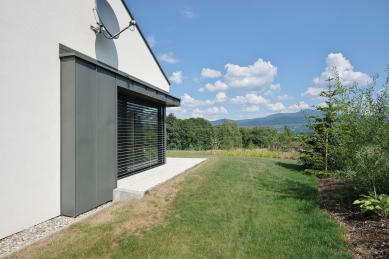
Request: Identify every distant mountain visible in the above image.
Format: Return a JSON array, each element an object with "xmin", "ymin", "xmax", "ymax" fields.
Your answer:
[{"xmin": 210, "ymin": 109, "xmax": 322, "ymax": 132}]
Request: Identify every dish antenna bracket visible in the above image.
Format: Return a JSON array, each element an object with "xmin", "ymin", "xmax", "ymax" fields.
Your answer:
[{"xmin": 91, "ymin": 8, "xmax": 136, "ymax": 39}]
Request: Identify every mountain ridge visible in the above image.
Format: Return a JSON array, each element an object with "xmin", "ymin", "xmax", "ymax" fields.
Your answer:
[{"xmin": 210, "ymin": 109, "xmax": 321, "ymax": 129}]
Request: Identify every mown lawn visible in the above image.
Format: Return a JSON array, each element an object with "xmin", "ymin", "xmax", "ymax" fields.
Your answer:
[{"xmin": 11, "ymin": 155, "xmax": 351, "ymax": 258}]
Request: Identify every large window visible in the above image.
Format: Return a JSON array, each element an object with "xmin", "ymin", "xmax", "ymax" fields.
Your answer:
[{"xmin": 117, "ymin": 95, "xmax": 165, "ymax": 178}]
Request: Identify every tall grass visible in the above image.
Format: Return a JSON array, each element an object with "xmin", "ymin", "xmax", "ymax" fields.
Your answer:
[{"xmin": 218, "ymin": 149, "xmax": 298, "ymax": 159}]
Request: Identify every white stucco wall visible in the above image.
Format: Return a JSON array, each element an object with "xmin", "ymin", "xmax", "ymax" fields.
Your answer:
[{"xmin": 0, "ymin": 0, "xmax": 169, "ymax": 239}]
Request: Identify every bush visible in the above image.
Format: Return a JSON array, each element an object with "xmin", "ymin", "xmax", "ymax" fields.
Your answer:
[
  {"xmin": 304, "ymin": 169, "xmax": 334, "ymax": 178},
  {"xmin": 353, "ymin": 192, "xmax": 389, "ymax": 218}
]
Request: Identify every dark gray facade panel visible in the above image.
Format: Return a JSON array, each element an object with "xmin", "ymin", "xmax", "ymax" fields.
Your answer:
[
  {"xmin": 133, "ymin": 84, "xmax": 147, "ymax": 96},
  {"xmin": 75, "ymin": 59, "xmax": 98, "ymax": 215},
  {"xmin": 60, "ymin": 46, "xmax": 177, "ymax": 217},
  {"xmin": 116, "ymin": 75, "xmax": 129, "ymax": 89},
  {"xmin": 61, "ymin": 56, "xmax": 76, "ymax": 217},
  {"xmin": 96, "ymin": 67, "xmax": 117, "ymax": 205},
  {"xmin": 157, "ymin": 92, "xmax": 167, "ymax": 102}
]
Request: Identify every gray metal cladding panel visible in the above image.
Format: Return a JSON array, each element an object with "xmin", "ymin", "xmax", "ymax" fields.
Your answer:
[
  {"xmin": 60, "ymin": 56, "xmax": 76, "ymax": 217},
  {"xmin": 147, "ymin": 88, "xmax": 158, "ymax": 99},
  {"xmin": 75, "ymin": 59, "xmax": 97, "ymax": 215},
  {"xmin": 156, "ymin": 92, "xmax": 167, "ymax": 102},
  {"xmin": 133, "ymin": 83, "xmax": 147, "ymax": 95},
  {"xmin": 116, "ymin": 75, "xmax": 131, "ymax": 89},
  {"xmin": 96, "ymin": 67, "xmax": 117, "ymax": 205}
]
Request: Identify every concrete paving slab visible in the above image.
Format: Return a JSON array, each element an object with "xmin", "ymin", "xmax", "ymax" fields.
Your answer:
[{"xmin": 114, "ymin": 157, "xmax": 207, "ymax": 201}]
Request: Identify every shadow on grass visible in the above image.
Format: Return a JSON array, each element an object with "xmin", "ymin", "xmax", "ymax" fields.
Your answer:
[{"xmin": 275, "ymin": 162, "xmax": 303, "ymax": 172}]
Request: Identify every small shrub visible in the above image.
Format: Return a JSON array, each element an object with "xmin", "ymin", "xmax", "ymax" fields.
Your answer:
[
  {"xmin": 353, "ymin": 192, "xmax": 389, "ymax": 218},
  {"xmin": 304, "ymin": 169, "xmax": 334, "ymax": 178}
]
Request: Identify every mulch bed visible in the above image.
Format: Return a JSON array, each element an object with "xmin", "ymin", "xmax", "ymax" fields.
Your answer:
[{"xmin": 318, "ymin": 178, "xmax": 389, "ymax": 259}]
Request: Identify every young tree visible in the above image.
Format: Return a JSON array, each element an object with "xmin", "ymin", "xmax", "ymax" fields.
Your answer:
[
  {"xmin": 299, "ymin": 77, "xmax": 340, "ymax": 171},
  {"xmin": 279, "ymin": 124, "xmax": 292, "ymax": 152}
]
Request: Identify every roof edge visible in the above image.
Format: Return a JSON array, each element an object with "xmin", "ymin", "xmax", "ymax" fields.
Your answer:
[{"xmin": 59, "ymin": 44, "xmax": 180, "ymax": 107}]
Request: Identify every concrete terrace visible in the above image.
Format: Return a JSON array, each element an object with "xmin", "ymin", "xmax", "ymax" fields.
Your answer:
[{"xmin": 114, "ymin": 157, "xmax": 207, "ymax": 201}]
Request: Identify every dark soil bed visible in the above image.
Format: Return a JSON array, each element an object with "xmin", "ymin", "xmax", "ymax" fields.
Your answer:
[{"xmin": 318, "ymin": 178, "xmax": 389, "ymax": 259}]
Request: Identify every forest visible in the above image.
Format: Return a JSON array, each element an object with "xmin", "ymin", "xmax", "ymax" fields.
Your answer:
[{"xmin": 166, "ymin": 114, "xmax": 295, "ymax": 152}]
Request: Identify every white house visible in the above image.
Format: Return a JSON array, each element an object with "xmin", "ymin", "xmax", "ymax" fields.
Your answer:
[{"xmin": 0, "ymin": 0, "xmax": 180, "ymax": 239}]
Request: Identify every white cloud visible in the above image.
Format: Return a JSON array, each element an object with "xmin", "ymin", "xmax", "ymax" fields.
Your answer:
[
  {"xmin": 158, "ymin": 52, "xmax": 179, "ymax": 63},
  {"xmin": 192, "ymin": 106, "xmax": 228, "ymax": 118},
  {"xmin": 167, "ymin": 107, "xmax": 187, "ymax": 116},
  {"xmin": 169, "ymin": 71, "xmax": 183, "ymax": 84},
  {"xmin": 214, "ymin": 92, "xmax": 228, "ymax": 103},
  {"xmin": 182, "ymin": 7, "xmax": 195, "ymax": 18},
  {"xmin": 301, "ymin": 87, "xmax": 325, "ymax": 98},
  {"xmin": 303, "ymin": 53, "xmax": 372, "ymax": 98},
  {"xmin": 277, "ymin": 94, "xmax": 293, "ymax": 100},
  {"xmin": 201, "ymin": 68, "xmax": 222, "ymax": 78},
  {"xmin": 204, "ymin": 80, "xmax": 228, "ymax": 92},
  {"xmin": 181, "ymin": 93, "xmax": 204, "ymax": 107},
  {"xmin": 224, "ymin": 58, "xmax": 277, "ymax": 91},
  {"xmin": 181, "ymin": 93, "xmax": 226, "ymax": 107},
  {"xmin": 230, "ymin": 93, "xmax": 268, "ymax": 105},
  {"xmin": 317, "ymin": 102, "xmax": 328, "ymax": 108},
  {"xmin": 198, "ymin": 87, "xmax": 205, "ymax": 93},
  {"xmin": 146, "ymin": 35, "xmax": 155, "ymax": 47},
  {"xmin": 264, "ymin": 83, "xmax": 281, "ymax": 96},
  {"xmin": 288, "ymin": 101, "xmax": 309, "ymax": 111},
  {"xmin": 266, "ymin": 102, "xmax": 286, "ymax": 112},
  {"xmin": 241, "ymin": 105, "xmax": 260, "ymax": 112}
]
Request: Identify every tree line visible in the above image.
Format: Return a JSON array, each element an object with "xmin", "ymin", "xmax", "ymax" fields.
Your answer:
[{"xmin": 166, "ymin": 114, "xmax": 294, "ymax": 151}]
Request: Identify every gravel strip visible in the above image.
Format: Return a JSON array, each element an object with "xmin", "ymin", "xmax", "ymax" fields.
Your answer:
[{"xmin": 0, "ymin": 201, "xmax": 113, "ymax": 258}]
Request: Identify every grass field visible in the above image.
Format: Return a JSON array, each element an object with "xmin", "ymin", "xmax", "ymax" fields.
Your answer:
[{"xmin": 11, "ymin": 154, "xmax": 351, "ymax": 258}]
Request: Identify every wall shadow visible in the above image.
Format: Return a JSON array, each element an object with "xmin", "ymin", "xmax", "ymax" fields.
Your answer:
[
  {"xmin": 94, "ymin": 0, "xmax": 119, "ymax": 69},
  {"xmin": 95, "ymin": 33, "xmax": 118, "ymax": 70}
]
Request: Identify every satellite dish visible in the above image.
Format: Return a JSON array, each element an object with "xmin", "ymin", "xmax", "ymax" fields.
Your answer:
[{"xmin": 91, "ymin": 0, "xmax": 136, "ymax": 40}]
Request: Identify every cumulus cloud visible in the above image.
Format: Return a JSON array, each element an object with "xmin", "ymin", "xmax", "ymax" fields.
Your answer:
[
  {"xmin": 192, "ymin": 106, "xmax": 228, "ymax": 118},
  {"xmin": 201, "ymin": 68, "xmax": 222, "ymax": 78},
  {"xmin": 266, "ymin": 102, "xmax": 286, "ymax": 112},
  {"xmin": 241, "ymin": 105, "xmax": 260, "ymax": 112},
  {"xmin": 301, "ymin": 87, "xmax": 325, "ymax": 98},
  {"xmin": 302, "ymin": 53, "xmax": 372, "ymax": 98},
  {"xmin": 158, "ymin": 52, "xmax": 179, "ymax": 63},
  {"xmin": 181, "ymin": 93, "xmax": 226, "ymax": 107},
  {"xmin": 146, "ymin": 35, "xmax": 155, "ymax": 47},
  {"xmin": 317, "ymin": 102, "xmax": 328, "ymax": 108},
  {"xmin": 230, "ymin": 93, "xmax": 268, "ymax": 105},
  {"xmin": 214, "ymin": 92, "xmax": 228, "ymax": 103},
  {"xmin": 224, "ymin": 58, "xmax": 277, "ymax": 91},
  {"xmin": 204, "ymin": 80, "xmax": 229, "ymax": 92},
  {"xmin": 198, "ymin": 87, "xmax": 205, "ymax": 93},
  {"xmin": 169, "ymin": 71, "xmax": 183, "ymax": 84},
  {"xmin": 264, "ymin": 83, "xmax": 281, "ymax": 96},
  {"xmin": 167, "ymin": 107, "xmax": 187, "ymax": 116},
  {"xmin": 288, "ymin": 101, "xmax": 309, "ymax": 111},
  {"xmin": 277, "ymin": 94, "xmax": 293, "ymax": 100},
  {"xmin": 181, "ymin": 94, "xmax": 204, "ymax": 107}
]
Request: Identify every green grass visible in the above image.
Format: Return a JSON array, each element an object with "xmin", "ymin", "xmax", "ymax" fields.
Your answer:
[{"xmin": 12, "ymin": 156, "xmax": 351, "ymax": 259}]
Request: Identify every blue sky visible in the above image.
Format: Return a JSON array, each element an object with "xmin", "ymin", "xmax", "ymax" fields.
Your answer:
[{"xmin": 125, "ymin": 0, "xmax": 389, "ymax": 121}]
